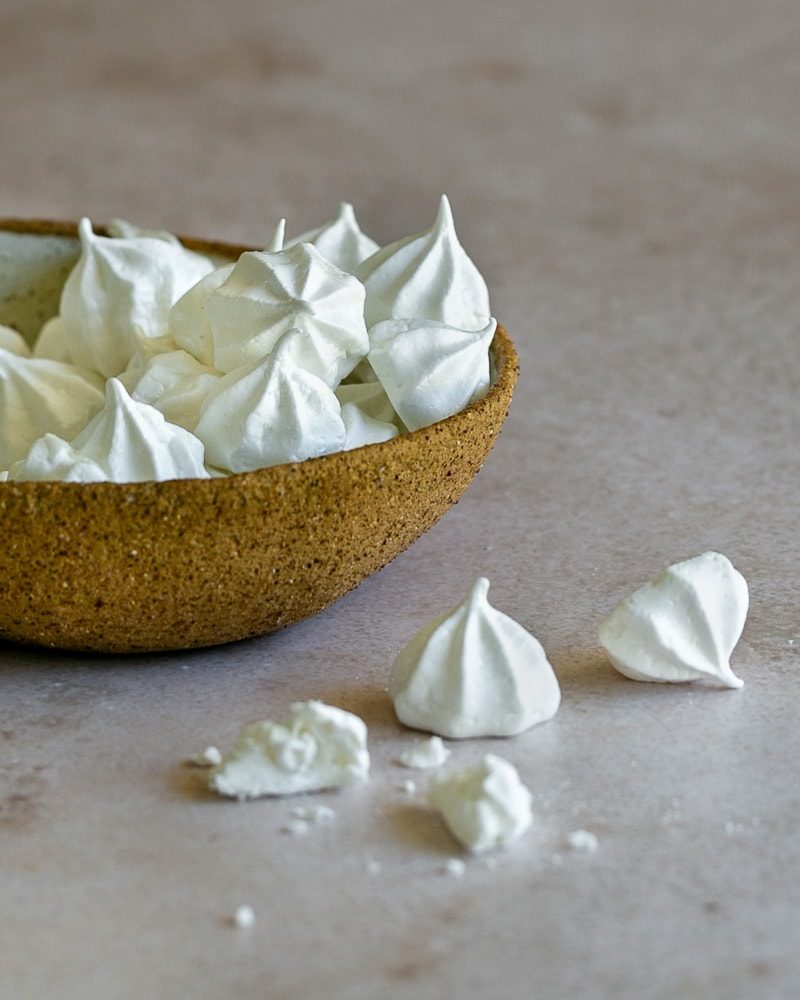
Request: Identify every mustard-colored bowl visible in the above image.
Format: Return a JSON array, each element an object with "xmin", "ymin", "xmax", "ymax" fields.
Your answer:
[{"xmin": 0, "ymin": 219, "xmax": 518, "ymax": 653}]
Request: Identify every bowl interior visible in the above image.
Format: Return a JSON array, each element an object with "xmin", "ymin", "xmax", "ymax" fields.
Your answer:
[{"xmin": 0, "ymin": 220, "xmax": 519, "ymax": 654}]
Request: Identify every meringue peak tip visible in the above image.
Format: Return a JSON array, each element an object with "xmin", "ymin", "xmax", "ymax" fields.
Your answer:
[
  {"xmin": 77, "ymin": 217, "xmax": 95, "ymax": 243},
  {"xmin": 337, "ymin": 201, "xmax": 356, "ymax": 221},
  {"xmin": 267, "ymin": 219, "xmax": 286, "ymax": 253},
  {"xmin": 435, "ymin": 194, "xmax": 455, "ymax": 232},
  {"xmin": 468, "ymin": 576, "xmax": 492, "ymax": 602}
]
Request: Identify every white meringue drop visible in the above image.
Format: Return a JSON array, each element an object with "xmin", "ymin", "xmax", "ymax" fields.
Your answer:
[
  {"xmin": 194, "ymin": 330, "xmax": 346, "ymax": 473},
  {"xmin": 32, "ymin": 316, "xmax": 73, "ymax": 362},
  {"xmin": 210, "ymin": 701, "xmax": 370, "ymax": 800},
  {"xmin": 340, "ymin": 402, "xmax": 399, "ymax": 451},
  {"xmin": 599, "ymin": 551, "xmax": 748, "ymax": 688},
  {"xmin": 428, "ymin": 754, "xmax": 533, "ymax": 853},
  {"xmin": 106, "ymin": 218, "xmax": 181, "ymax": 244},
  {"xmin": 0, "ymin": 354, "xmax": 104, "ymax": 468},
  {"xmin": 389, "ymin": 577, "xmax": 561, "ymax": 738},
  {"xmin": 7, "ymin": 434, "xmax": 106, "ymax": 483},
  {"xmin": 356, "ymin": 195, "xmax": 491, "ymax": 330},
  {"xmin": 57, "ymin": 378, "xmax": 209, "ymax": 482},
  {"xmin": 203, "ymin": 242, "xmax": 368, "ymax": 382},
  {"xmin": 288, "ymin": 202, "xmax": 379, "ymax": 272},
  {"xmin": 0, "ymin": 325, "xmax": 31, "ymax": 357},
  {"xmin": 60, "ymin": 218, "xmax": 215, "ymax": 377},
  {"xmin": 121, "ymin": 349, "xmax": 221, "ymax": 431},
  {"xmin": 168, "ymin": 263, "xmax": 234, "ymax": 367},
  {"xmin": 335, "ymin": 380, "xmax": 401, "ymax": 427},
  {"xmin": 368, "ymin": 316, "xmax": 495, "ymax": 431}
]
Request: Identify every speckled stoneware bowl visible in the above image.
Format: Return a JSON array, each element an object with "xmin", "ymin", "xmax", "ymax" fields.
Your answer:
[{"xmin": 0, "ymin": 219, "xmax": 518, "ymax": 653}]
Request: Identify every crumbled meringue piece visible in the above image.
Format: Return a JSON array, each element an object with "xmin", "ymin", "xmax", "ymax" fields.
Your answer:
[
  {"xmin": 356, "ymin": 195, "xmax": 491, "ymax": 330},
  {"xmin": 443, "ymin": 858, "xmax": 466, "ymax": 877},
  {"xmin": 598, "ymin": 551, "xmax": 748, "ymax": 688},
  {"xmin": 7, "ymin": 434, "xmax": 106, "ymax": 483},
  {"xmin": 32, "ymin": 317, "xmax": 73, "ymax": 363},
  {"xmin": 210, "ymin": 701, "xmax": 370, "ymax": 799},
  {"xmin": 190, "ymin": 746, "xmax": 223, "ymax": 767},
  {"xmin": 10, "ymin": 378, "xmax": 208, "ymax": 483},
  {"xmin": 428, "ymin": 754, "xmax": 533, "ymax": 853},
  {"xmin": 203, "ymin": 242, "xmax": 369, "ymax": 383},
  {"xmin": 567, "ymin": 829, "xmax": 599, "ymax": 853},
  {"xmin": 288, "ymin": 202, "xmax": 379, "ymax": 272},
  {"xmin": 232, "ymin": 904, "xmax": 255, "ymax": 928},
  {"xmin": 0, "ymin": 325, "xmax": 31, "ymax": 357},
  {"xmin": 0, "ymin": 354, "xmax": 104, "ymax": 468},
  {"xmin": 368, "ymin": 317, "xmax": 495, "ymax": 431},
  {"xmin": 389, "ymin": 577, "xmax": 561, "ymax": 738},
  {"xmin": 60, "ymin": 218, "xmax": 215, "ymax": 377},
  {"xmin": 290, "ymin": 803, "xmax": 336, "ymax": 825},
  {"xmin": 340, "ymin": 402, "xmax": 398, "ymax": 451},
  {"xmin": 121, "ymin": 349, "xmax": 221, "ymax": 431},
  {"xmin": 194, "ymin": 331, "xmax": 345, "ymax": 473},
  {"xmin": 398, "ymin": 736, "xmax": 450, "ymax": 770}
]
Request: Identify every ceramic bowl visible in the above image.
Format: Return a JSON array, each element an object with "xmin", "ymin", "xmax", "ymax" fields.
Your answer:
[{"xmin": 0, "ymin": 219, "xmax": 519, "ymax": 653}]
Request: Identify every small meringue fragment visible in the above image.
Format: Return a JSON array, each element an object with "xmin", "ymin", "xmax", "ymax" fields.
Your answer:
[
  {"xmin": 121, "ymin": 348, "xmax": 221, "ymax": 431},
  {"xmin": 598, "ymin": 551, "xmax": 748, "ymax": 689},
  {"xmin": 567, "ymin": 829, "xmax": 599, "ymax": 853},
  {"xmin": 0, "ymin": 353, "xmax": 104, "ymax": 468},
  {"xmin": 210, "ymin": 701, "xmax": 370, "ymax": 800},
  {"xmin": 0, "ymin": 325, "xmax": 31, "ymax": 357},
  {"xmin": 203, "ymin": 242, "xmax": 369, "ymax": 383},
  {"xmin": 428, "ymin": 754, "xmax": 533, "ymax": 854},
  {"xmin": 288, "ymin": 202, "xmax": 379, "ymax": 272},
  {"xmin": 398, "ymin": 736, "xmax": 450, "ymax": 770},
  {"xmin": 389, "ymin": 577, "xmax": 561, "ymax": 739},
  {"xmin": 232, "ymin": 904, "xmax": 255, "ymax": 929},
  {"xmin": 60, "ymin": 218, "xmax": 215, "ymax": 377},
  {"xmin": 368, "ymin": 317, "xmax": 495, "ymax": 431},
  {"xmin": 9, "ymin": 378, "xmax": 208, "ymax": 483},
  {"xmin": 194, "ymin": 331, "xmax": 345, "ymax": 473},
  {"xmin": 356, "ymin": 195, "xmax": 491, "ymax": 330},
  {"xmin": 190, "ymin": 746, "xmax": 223, "ymax": 767}
]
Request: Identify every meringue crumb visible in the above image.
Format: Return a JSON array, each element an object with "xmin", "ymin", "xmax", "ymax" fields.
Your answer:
[
  {"xmin": 567, "ymin": 829, "xmax": 599, "ymax": 853},
  {"xmin": 291, "ymin": 804, "xmax": 336, "ymax": 825},
  {"xmin": 399, "ymin": 779, "xmax": 417, "ymax": 795},
  {"xmin": 443, "ymin": 858, "xmax": 466, "ymax": 878},
  {"xmin": 281, "ymin": 818, "xmax": 311, "ymax": 837},
  {"xmin": 232, "ymin": 905, "xmax": 255, "ymax": 928},
  {"xmin": 397, "ymin": 736, "xmax": 450, "ymax": 770},
  {"xmin": 189, "ymin": 746, "xmax": 222, "ymax": 767},
  {"xmin": 365, "ymin": 859, "xmax": 382, "ymax": 875}
]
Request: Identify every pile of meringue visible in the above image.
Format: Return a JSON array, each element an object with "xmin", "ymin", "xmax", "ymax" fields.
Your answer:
[
  {"xmin": 205, "ymin": 550, "xmax": 749, "ymax": 856},
  {"xmin": 0, "ymin": 198, "xmax": 495, "ymax": 483}
]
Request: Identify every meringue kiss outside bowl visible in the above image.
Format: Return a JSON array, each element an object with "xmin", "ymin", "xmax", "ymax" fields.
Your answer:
[{"xmin": 0, "ymin": 219, "xmax": 519, "ymax": 654}]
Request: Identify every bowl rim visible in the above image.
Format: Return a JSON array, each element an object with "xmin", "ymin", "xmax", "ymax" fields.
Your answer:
[{"xmin": 0, "ymin": 217, "xmax": 520, "ymax": 493}]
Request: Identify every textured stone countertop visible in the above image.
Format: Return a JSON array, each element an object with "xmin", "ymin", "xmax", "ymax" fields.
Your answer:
[{"xmin": 1, "ymin": 2, "xmax": 798, "ymax": 998}]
